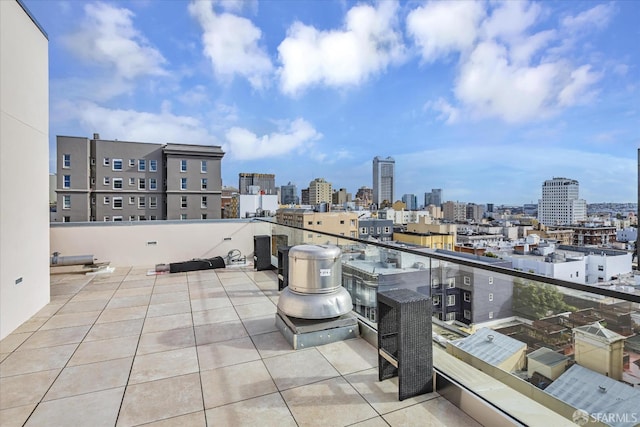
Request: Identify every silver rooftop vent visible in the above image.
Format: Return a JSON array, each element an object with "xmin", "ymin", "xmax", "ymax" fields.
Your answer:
[{"xmin": 277, "ymin": 244, "xmax": 352, "ymax": 319}]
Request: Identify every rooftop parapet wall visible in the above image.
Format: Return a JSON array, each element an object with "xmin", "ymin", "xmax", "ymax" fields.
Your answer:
[{"xmin": 50, "ymin": 220, "xmax": 269, "ymax": 267}]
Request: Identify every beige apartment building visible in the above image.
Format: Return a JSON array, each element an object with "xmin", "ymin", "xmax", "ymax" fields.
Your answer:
[
  {"xmin": 276, "ymin": 208, "xmax": 359, "ymax": 242},
  {"xmin": 308, "ymin": 178, "xmax": 332, "ymax": 205}
]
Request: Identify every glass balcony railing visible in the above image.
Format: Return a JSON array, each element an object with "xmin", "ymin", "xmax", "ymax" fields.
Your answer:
[{"xmin": 262, "ymin": 219, "xmax": 640, "ymax": 426}]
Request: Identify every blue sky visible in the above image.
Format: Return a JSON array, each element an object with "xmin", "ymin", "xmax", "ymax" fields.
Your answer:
[{"xmin": 24, "ymin": 0, "xmax": 639, "ymax": 205}]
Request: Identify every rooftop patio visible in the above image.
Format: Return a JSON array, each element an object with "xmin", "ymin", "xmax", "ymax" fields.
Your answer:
[{"xmin": 0, "ymin": 265, "xmax": 480, "ymax": 426}]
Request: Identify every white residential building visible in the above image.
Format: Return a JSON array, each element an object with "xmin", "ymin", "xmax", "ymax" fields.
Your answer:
[{"xmin": 537, "ymin": 177, "xmax": 587, "ymax": 226}]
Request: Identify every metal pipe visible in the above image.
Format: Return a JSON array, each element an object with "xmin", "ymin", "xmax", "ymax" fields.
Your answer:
[{"xmin": 50, "ymin": 252, "xmax": 95, "ymax": 266}]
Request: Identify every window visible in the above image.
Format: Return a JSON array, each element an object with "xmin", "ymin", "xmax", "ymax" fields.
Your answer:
[
  {"xmin": 377, "ymin": 227, "xmax": 381, "ymax": 234},
  {"xmin": 370, "ymin": 226, "xmax": 374, "ymax": 234},
  {"xmin": 91, "ymin": 178, "xmax": 95, "ymax": 185},
  {"xmin": 91, "ymin": 197, "xmax": 95, "ymax": 205},
  {"xmin": 201, "ymin": 178, "xmax": 207, "ymax": 190},
  {"xmin": 138, "ymin": 178, "xmax": 146, "ymax": 190},
  {"xmin": 149, "ymin": 196, "xmax": 157, "ymax": 209},
  {"xmin": 103, "ymin": 196, "xmax": 110, "ymax": 204},
  {"xmin": 139, "ymin": 215, "xmax": 147, "ymax": 221},
  {"xmin": 446, "ymin": 295, "xmax": 455, "ymax": 306},
  {"xmin": 129, "ymin": 159, "xmax": 135, "ymax": 167},
  {"xmin": 113, "ymin": 178, "xmax": 123, "ymax": 189},
  {"xmin": 129, "ymin": 196, "xmax": 135, "ymax": 205},
  {"xmin": 488, "ymin": 276, "xmax": 494, "ymax": 285},
  {"xmin": 129, "ymin": 177, "xmax": 135, "ymax": 186},
  {"xmin": 181, "ymin": 178, "xmax": 187, "ymax": 190},
  {"xmin": 181, "ymin": 196, "xmax": 187, "ymax": 208},
  {"xmin": 113, "ymin": 216, "xmax": 123, "ymax": 222},
  {"xmin": 149, "ymin": 160, "xmax": 157, "ymax": 172},
  {"xmin": 433, "ymin": 296, "xmax": 441, "ymax": 305},
  {"xmin": 350, "ymin": 219, "xmax": 355, "ymax": 226},
  {"xmin": 112, "ymin": 159, "xmax": 123, "ymax": 171},
  {"xmin": 463, "ymin": 276, "xmax": 471, "ymax": 285},
  {"xmin": 62, "ymin": 195, "xmax": 71, "ymax": 209},
  {"xmin": 431, "ymin": 278, "xmax": 440, "ymax": 288},
  {"xmin": 63, "ymin": 175, "xmax": 71, "ymax": 188},
  {"xmin": 149, "ymin": 178, "xmax": 157, "ymax": 190},
  {"xmin": 447, "ymin": 278, "xmax": 455, "ymax": 288},
  {"xmin": 200, "ymin": 160, "xmax": 207, "ymax": 173},
  {"xmin": 340, "ymin": 220, "xmax": 345, "ymax": 225},
  {"xmin": 63, "ymin": 216, "xmax": 70, "ymax": 223},
  {"xmin": 317, "ymin": 221, "xmax": 322, "ymax": 225},
  {"xmin": 63, "ymin": 154, "xmax": 71, "ymax": 168},
  {"xmin": 112, "ymin": 197, "xmax": 123, "ymax": 209},
  {"xmin": 103, "ymin": 216, "xmax": 110, "ymax": 222},
  {"xmin": 597, "ymin": 265, "xmax": 604, "ymax": 271},
  {"xmin": 308, "ymin": 221, "xmax": 312, "ymax": 225},
  {"xmin": 360, "ymin": 227, "xmax": 367, "ymax": 235},
  {"xmin": 103, "ymin": 177, "xmax": 110, "ymax": 185},
  {"xmin": 180, "ymin": 214, "xmax": 187, "ymax": 220},
  {"xmin": 201, "ymin": 214, "xmax": 207, "ymax": 220},
  {"xmin": 446, "ymin": 312, "xmax": 456, "ymax": 321},
  {"xmin": 489, "ymin": 311, "xmax": 494, "ymax": 319},
  {"xmin": 138, "ymin": 159, "xmax": 146, "ymax": 171},
  {"xmin": 489, "ymin": 293, "xmax": 494, "ymax": 302},
  {"xmin": 91, "ymin": 158, "xmax": 96, "ymax": 165},
  {"xmin": 180, "ymin": 160, "xmax": 187, "ymax": 172},
  {"xmin": 129, "ymin": 215, "xmax": 136, "ymax": 221},
  {"xmin": 201, "ymin": 196, "xmax": 207, "ymax": 208},
  {"xmin": 464, "ymin": 310, "xmax": 471, "ymax": 320},
  {"xmin": 103, "ymin": 157, "xmax": 109, "ymax": 166},
  {"xmin": 150, "ymin": 215, "xmax": 157, "ymax": 220},
  {"xmin": 138, "ymin": 197, "xmax": 146, "ymax": 208},
  {"xmin": 384, "ymin": 227, "xmax": 390, "ymax": 233},
  {"xmin": 464, "ymin": 292, "xmax": 471, "ymax": 302}
]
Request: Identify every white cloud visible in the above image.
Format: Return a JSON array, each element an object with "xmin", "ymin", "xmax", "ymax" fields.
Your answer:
[
  {"xmin": 508, "ymin": 29, "xmax": 556, "ymax": 66},
  {"xmin": 425, "ymin": 97, "xmax": 460, "ymax": 124},
  {"xmin": 455, "ymin": 41, "xmax": 563, "ymax": 123},
  {"xmin": 177, "ymin": 85, "xmax": 211, "ymax": 106},
  {"xmin": 61, "ymin": 2, "xmax": 167, "ymax": 79},
  {"xmin": 481, "ymin": 1, "xmax": 541, "ymax": 41},
  {"xmin": 557, "ymin": 65, "xmax": 601, "ymax": 107},
  {"xmin": 277, "ymin": 1, "xmax": 405, "ymax": 95},
  {"xmin": 188, "ymin": 0, "xmax": 273, "ymax": 89},
  {"xmin": 562, "ymin": 3, "xmax": 615, "ymax": 33},
  {"xmin": 410, "ymin": 1, "xmax": 608, "ymax": 123},
  {"xmin": 406, "ymin": 1, "xmax": 484, "ymax": 63},
  {"xmin": 69, "ymin": 102, "xmax": 214, "ymax": 145},
  {"xmin": 223, "ymin": 118, "xmax": 322, "ymax": 160}
]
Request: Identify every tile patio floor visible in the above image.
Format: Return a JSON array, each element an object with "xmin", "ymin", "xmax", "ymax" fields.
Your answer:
[{"xmin": 0, "ymin": 266, "xmax": 482, "ymax": 426}]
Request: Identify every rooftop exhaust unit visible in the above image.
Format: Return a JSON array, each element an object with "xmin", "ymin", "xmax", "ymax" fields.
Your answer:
[
  {"xmin": 277, "ymin": 245, "xmax": 352, "ymax": 319},
  {"xmin": 276, "ymin": 244, "xmax": 357, "ymax": 349}
]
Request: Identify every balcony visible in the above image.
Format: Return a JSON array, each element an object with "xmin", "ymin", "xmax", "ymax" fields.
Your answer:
[{"xmin": 2, "ymin": 219, "xmax": 635, "ymax": 426}]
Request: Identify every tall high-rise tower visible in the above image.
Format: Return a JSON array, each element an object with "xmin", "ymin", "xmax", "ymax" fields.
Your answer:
[
  {"xmin": 538, "ymin": 177, "xmax": 587, "ymax": 226},
  {"xmin": 373, "ymin": 156, "xmax": 395, "ymax": 207}
]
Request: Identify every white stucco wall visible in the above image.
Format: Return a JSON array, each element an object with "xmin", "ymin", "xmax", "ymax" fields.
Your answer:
[{"xmin": 0, "ymin": 0, "xmax": 50, "ymax": 339}]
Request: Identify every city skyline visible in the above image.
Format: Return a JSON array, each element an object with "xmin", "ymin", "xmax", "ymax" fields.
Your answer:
[{"xmin": 24, "ymin": 0, "xmax": 639, "ymax": 204}]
